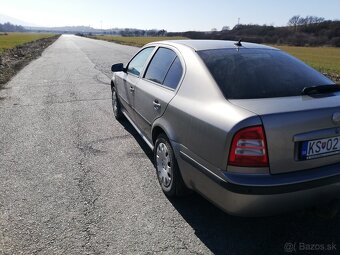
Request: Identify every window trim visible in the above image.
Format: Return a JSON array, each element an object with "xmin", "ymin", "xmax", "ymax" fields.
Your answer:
[
  {"xmin": 126, "ymin": 46, "xmax": 156, "ymax": 77},
  {"xmin": 162, "ymin": 57, "xmax": 184, "ymax": 90},
  {"xmin": 141, "ymin": 46, "xmax": 185, "ymax": 91}
]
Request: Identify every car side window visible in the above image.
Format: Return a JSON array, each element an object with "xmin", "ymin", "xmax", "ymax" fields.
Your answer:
[
  {"xmin": 144, "ymin": 48, "xmax": 179, "ymax": 86},
  {"xmin": 163, "ymin": 57, "xmax": 183, "ymax": 89},
  {"xmin": 127, "ymin": 47, "xmax": 155, "ymax": 76}
]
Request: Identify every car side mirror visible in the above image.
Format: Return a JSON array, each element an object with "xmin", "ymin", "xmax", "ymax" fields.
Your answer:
[{"xmin": 111, "ymin": 63, "xmax": 125, "ymax": 72}]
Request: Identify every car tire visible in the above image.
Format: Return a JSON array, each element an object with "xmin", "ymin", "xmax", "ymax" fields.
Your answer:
[
  {"xmin": 111, "ymin": 85, "xmax": 124, "ymax": 120},
  {"xmin": 154, "ymin": 133, "xmax": 187, "ymax": 197}
]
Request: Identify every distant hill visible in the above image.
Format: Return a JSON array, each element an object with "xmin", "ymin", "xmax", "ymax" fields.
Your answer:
[
  {"xmin": 26, "ymin": 26, "xmax": 166, "ymax": 37},
  {"xmin": 0, "ymin": 14, "xmax": 166, "ymax": 36},
  {"xmin": 0, "ymin": 14, "xmax": 36, "ymax": 27},
  {"xmin": 26, "ymin": 25, "xmax": 122, "ymax": 34},
  {"xmin": 0, "ymin": 14, "xmax": 103, "ymax": 33}
]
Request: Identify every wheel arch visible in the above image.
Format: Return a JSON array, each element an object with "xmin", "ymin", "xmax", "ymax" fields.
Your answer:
[{"xmin": 151, "ymin": 118, "xmax": 178, "ymax": 145}]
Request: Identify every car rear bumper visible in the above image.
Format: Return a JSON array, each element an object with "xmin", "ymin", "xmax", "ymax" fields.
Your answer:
[
  {"xmin": 194, "ymin": 172, "xmax": 340, "ymax": 217},
  {"xmin": 176, "ymin": 146, "xmax": 340, "ymax": 217}
]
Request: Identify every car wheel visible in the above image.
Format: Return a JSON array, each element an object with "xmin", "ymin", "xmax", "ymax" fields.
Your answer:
[
  {"xmin": 111, "ymin": 85, "xmax": 123, "ymax": 120},
  {"xmin": 154, "ymin": 133, "xmax": 187, "ymax": 197}
]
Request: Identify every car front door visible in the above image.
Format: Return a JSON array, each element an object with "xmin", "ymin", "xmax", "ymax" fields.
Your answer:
[
  {"xmin": 116, "ymin": 47, "xmax": 155, "ymax": 119},
  {"xmin": 134, "ymin": 47, "xmax": 184, "ymax": 139}
]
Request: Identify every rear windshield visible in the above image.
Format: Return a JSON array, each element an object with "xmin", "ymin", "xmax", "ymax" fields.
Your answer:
[{"xmin": 198, "ymin": 48, "xmax": 333, "ymax": 99}]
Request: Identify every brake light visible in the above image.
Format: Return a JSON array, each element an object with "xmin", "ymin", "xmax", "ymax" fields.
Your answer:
[{"xmin": 228, "ymin": 125, "xmax": 268, "ymax": 167}]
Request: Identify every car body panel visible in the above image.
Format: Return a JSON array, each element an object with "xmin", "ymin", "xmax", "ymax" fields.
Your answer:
[
  {"xmin": 134, "ymin": 79, "xmax": 176, "ymax": 139},
  {"xmin": 229, "ymin": 96, "xmax": 340, "ymax": 174},
  {"xmin": 163, "ymin": 39, "xmax": 278, "ymax": 51},
  {"xmin": 111, "ymin": 40, "xmax": 340, "ymax": 216},
  {"xmin": 115, "ymin": 73, "xmax": 138, "ymax": 117}
]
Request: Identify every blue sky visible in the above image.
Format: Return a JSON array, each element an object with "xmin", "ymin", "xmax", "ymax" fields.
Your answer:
[{"xmin": 1, "ymin": 0, "xmax": 339, "ymax": 31}]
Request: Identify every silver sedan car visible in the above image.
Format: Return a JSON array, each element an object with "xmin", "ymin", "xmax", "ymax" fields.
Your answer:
[{"xmin": 111, "ymin": 40, "xmax": 340, "ymax": 216}]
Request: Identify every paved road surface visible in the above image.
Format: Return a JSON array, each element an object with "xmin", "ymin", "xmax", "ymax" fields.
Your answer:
[{"xmin": 0, "ymin": 35, "xmax": 339, "ymax": 255}]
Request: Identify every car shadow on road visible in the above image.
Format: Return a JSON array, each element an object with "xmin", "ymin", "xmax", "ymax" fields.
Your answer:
[
  {"xmin": 117, "ymin": 118, "xmax": 153, "ymax": 161},
  {"xmin": 118, "ymin": 118, "xmax": 340, "ymax": 255},
  {"xmin": 169, "ymin": 194, "xmax": 340, "ymax": 254}
]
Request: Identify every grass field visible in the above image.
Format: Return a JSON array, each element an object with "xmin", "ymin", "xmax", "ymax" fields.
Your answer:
[
  {"xmin": 273, "ymin": 45, "xmax": 340, "ymax": 78},
  {"xmin": 0, "ymin": 32, "xmax": 56, "ymax": 53},
  {"xmin": 92, "ymin": 36, "xmax": 339, "ymax": 79},
  {"xmin": 93, "ymin": 35, "xmax": 187, "ymax": 47}
]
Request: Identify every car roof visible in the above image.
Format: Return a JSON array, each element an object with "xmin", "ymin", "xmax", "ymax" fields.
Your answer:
[{"xmin": 147, "ymin": 39, "xmax": 278, "ymax": 51}]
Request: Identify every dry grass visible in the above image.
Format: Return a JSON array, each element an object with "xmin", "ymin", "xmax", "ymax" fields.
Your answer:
[
  {"xmin": 272, "ymin": 45, "xmax": 340, "ymax": 79},
  {"xmin": 0, "ymin": 34, "xmax": 60, "ymax": 85},
  {"xmin": 0, "ymin": 32, "xmax": 56, "ymax": 53},
  {"xmin": 92, "ymin": 36, "xmax": 339, "ymax": 79}
]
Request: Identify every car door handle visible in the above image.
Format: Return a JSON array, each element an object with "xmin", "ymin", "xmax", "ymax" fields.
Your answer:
[
  {"xmin": 129, "ymin": 86, "xmax": 135, "ymax": 93},
  {"xmin": 153, "ymin": 100, "xmax": 161, "ymax": 109}
]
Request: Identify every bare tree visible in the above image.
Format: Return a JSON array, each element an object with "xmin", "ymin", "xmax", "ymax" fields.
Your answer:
[
  {"xmin": 288, "ymin": 15, "xmax": 300, "ymax": 27},
  {"xmin": 288, "ymin": 15, "xmax": 325, "ymax": 32},
  {"xmin": 316, "ymin": 17, "xmax": 326, "ymax": 23},
  {"xmin": 297, "ymin": 17, "xmax": 307, "ymax": 26},
  {"xmin": 304, "ymin": 16, "xmax": 325, "ymax": 25}
]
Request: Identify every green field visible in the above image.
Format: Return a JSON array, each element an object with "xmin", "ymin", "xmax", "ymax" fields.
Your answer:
[
  {"xmin": 91, "ymin": 36, "xmax": 339, "ymax": 79},
  {"xmin": 93, "ymin": 35, "xmax": 187, "ymax": 47},
  {"xmin": 0, "ymin": 32, "xmax": 56, "ymax": 53},
  {"xmin": 273, "ymin": 45, "xmax": 340, "ymax": 78}
]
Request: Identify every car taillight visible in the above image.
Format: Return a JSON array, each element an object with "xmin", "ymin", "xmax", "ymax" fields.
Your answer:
[{"xmin": 228, "ymin": 125, "xmax": 268, "ymax": 167}]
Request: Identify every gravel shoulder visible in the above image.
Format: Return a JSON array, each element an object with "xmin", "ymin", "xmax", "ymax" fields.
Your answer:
[{"xmin": 0, "ymin": 35, "xmax": 60, "ymax": 86}]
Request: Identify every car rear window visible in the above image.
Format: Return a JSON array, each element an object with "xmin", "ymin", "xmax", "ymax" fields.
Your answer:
[{"xmin": 198, "ymin": 48, "xmax": 333, "ymax": 99}]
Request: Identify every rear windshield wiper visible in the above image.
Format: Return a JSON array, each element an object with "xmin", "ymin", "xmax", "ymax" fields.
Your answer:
[{"xmin": 301, "ymin": 84, "xmax": 340, "ymax": 95}]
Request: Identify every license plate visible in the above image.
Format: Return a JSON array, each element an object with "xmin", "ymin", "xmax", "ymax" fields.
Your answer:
[{"xmin": 300, "ymin": 136, "xmax": 340, "ymax": 160}]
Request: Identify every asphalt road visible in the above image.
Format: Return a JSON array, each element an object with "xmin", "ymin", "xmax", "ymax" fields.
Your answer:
[{"xmin": 0, "ymin": 35, "xmax": 339, "ymax": 255}]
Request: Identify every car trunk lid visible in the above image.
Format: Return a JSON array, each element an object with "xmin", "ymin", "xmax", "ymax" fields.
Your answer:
[{"xmin": 229, "ymin": 94, "xmax": 340, "ymax": 174}]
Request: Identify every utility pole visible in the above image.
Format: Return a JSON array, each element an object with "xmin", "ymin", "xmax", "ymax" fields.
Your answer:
[{"xmin": 238, "ymin": 17, "xmax": 240, "ymax": 26}]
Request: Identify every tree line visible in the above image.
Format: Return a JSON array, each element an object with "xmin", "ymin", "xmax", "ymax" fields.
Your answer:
[
  {"xmin": 2, "ymin": 16, "xmax": 340, "ymax": 47},
  {"xmin": 77, "ymin": 28, "xmax": 167, "ymax": 37},
  {"xmin": 0, "ymin": 22, "xmax": 26, "ymax": 32},
  {"xmin": 168, "ymin": 16, "xmax": 340, "ymax": 47},
  {"xmin": 119, "ymin": 28, "xmax": 167, "ymax": 37}
]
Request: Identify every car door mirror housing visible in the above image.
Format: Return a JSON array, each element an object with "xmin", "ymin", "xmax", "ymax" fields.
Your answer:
[{"xmin": 111, "ymin": 63, "xmax": 125, "ymax": 72}]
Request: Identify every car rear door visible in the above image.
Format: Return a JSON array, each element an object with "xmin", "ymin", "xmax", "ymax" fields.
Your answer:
[
  {"xmin": 134, "ymin": 47, "xmax": 184, "ymax": 139},
  {"xmin": 115, "ymin": 47, "xmax": 155, "ymax": 118}
]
